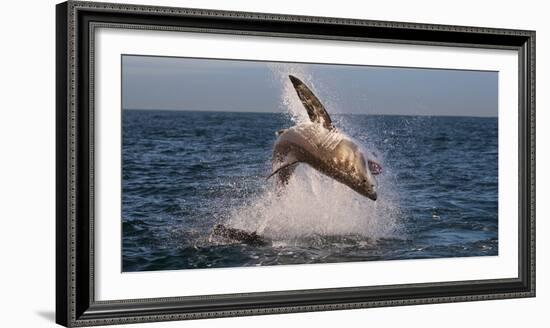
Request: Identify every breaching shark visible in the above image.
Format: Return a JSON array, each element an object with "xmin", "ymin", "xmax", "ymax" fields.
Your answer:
[
  {"xmin": 269, "ymin": 75, "xmax": 381, "ymax": 200},
  {"xmin": 210, "ymin": 75, "xmax": 382, "ymax": 245}
]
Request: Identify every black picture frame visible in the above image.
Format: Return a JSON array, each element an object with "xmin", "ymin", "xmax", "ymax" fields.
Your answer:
[{"xmin": 56, "ymin": 1, "xmax": 536, "ymax": 326}]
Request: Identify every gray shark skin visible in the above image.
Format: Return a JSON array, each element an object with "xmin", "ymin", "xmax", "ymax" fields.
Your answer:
[{"xmin": 271, "ymin": 75, "xmax": 380, "ymax": 201}]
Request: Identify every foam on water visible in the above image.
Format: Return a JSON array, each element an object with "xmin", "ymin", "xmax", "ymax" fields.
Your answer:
[{"xmin": 224, "ymin": 67, "xmax": 402, "ymax": 242}]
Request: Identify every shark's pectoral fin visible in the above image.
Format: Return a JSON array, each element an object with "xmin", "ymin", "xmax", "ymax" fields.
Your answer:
[
  {"xmin": 288, "ymin": 75, "xmax": 334, "ymax": 130},
  {"xmin": 269, "ymin": 151, "xmax": 300, "ymax": 184},
  {"xmin": 267, "ymin": 160, "xmax": 300, "ymax": 181}
]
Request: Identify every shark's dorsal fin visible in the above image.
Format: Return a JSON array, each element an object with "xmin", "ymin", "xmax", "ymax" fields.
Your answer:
[{"xmin": 289, "ymin": 75, "xmax": 334, "ymax": 130}]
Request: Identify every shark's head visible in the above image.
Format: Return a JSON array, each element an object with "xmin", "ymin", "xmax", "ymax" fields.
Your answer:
[
  {"xmin": 353, "ymin": 154, "xmax": 378, "ymax": 201},
  {"xmin": 331, "ymin": 139, "xmax": 379, "ymax": 201}
]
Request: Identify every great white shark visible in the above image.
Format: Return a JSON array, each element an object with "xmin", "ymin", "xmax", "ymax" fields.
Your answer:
[
  {"xmin": 269, "ymin": 75, "xmax": 381, "ymax": 201},
  {"xmin": 210, "ymin": 75, "xmax": 382, "ymax": 245}
]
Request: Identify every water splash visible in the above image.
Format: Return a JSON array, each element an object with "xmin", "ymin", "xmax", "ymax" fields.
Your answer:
[
  {"xmin": 227, "ymin": 166, "xmax": 401, "ymax": 241},
  {"xmin": 268, "ymin": 63, "xmax": 316, "ymax": 124},
  {"xmin": 223, "ymin": 66, "xmax": 402, "ymax": 242}
]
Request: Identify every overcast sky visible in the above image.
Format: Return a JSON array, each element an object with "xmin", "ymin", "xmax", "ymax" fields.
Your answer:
[{"xmin": 122, "ymin": 55, "xmax": 498, "ymax": 117}]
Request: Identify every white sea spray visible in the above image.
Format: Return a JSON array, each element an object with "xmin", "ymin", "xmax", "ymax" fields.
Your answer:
[{"xmin": 224, "ymin": 66, "xmax": 402, "ymax": 242}]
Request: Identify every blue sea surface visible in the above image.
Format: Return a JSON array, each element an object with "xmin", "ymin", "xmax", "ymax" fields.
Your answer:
[{"xmin": 122, "ymin": 109, "xmax": 498, "ymax": 272}]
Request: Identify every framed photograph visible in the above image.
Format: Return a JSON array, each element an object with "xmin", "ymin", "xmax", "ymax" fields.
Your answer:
[{"xmin": 56, "ymin": 1, "xmax": 535, "ymax": 326}]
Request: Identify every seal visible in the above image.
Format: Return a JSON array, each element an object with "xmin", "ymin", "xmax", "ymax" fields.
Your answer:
[{"xmin": 269, "ymin": 75, "xmax": 381, "ymax": 201}]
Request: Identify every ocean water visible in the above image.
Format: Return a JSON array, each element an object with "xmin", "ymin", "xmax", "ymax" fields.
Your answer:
[{"xmin": 122, "ymin": 109, "xmax": 498, "ymax": 272}]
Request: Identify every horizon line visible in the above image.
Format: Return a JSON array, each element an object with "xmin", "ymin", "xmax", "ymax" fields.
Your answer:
[{"xmin": 122, "ymin": 108, "xmax": 498, "ymax": 119}]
